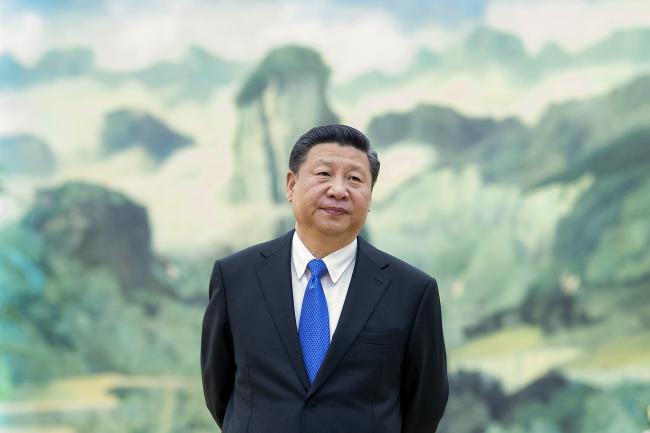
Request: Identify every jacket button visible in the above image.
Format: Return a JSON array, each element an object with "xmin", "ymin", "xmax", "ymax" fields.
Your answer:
[{"xmin": 306, "ymin": 398, "xmax": 318, "ymax": 407}]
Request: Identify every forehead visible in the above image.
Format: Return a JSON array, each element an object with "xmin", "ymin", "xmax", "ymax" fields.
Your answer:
[{"xmin": 303, "ymin": 142, "xmax": 371, "ymax": 172}]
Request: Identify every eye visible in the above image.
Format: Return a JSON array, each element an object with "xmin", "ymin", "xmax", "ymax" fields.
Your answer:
[
  {"xmin": 317, "ymin": 171, "xmax": 330, "ymax": 177},
  {"xmin": 349, "ymin": 176, "xmax": 362, "ymax": 182}
]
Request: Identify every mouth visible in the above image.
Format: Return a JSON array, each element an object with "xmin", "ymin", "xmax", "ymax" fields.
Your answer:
[{"xmin": 321, "ymin": 206, "xmax": 348, "ymax": 215}]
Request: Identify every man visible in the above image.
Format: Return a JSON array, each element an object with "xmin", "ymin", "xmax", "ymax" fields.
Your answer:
[{"xmin": 201, "ymin": 124, "xmax": 448, "ymax": 433}]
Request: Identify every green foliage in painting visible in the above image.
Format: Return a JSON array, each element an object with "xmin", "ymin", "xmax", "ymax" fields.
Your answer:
[{"xmin": 236, "ymin": 45, "xmax": 330, "ymax": 105}]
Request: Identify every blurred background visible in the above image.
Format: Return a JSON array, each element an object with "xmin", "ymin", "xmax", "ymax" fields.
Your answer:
[{"xmin": 1, "ymin": 0, "xmax": 650, "ymax": 432}]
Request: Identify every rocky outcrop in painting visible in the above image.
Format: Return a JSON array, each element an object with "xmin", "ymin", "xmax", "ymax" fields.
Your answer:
[
  {"xmin": 0, "ymin": 134, "xmax": 56, "ymax": 176},
  {"xmin": 101, "ymin": 109, "xmax": 193, "ymax": 163},
  {"xmin": 230, "ymin": 45, "xmax": 338, "ymax": 204},
  {"xmin": 21, "ymin": 181, "xmax": 156, "ymax": 291}
]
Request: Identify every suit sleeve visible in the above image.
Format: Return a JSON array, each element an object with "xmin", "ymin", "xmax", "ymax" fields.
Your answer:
[
  {"xmin": 200, "ymin": 260, "xmax": 236, "ymax": 428},
  {"xmin": 401, "ymin": 277, "xmax": 449, "ymax": 433}
]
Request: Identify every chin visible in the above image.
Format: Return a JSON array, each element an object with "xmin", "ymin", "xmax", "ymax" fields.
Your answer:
[{"xmin": 314, "ymin": 221, "xmax": 351, "ymax": 237}]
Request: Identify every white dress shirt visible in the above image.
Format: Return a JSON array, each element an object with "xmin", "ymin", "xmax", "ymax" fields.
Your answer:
[{"xmin": 291, "ymin": 231, "xmax": 357, "ymax": 341}]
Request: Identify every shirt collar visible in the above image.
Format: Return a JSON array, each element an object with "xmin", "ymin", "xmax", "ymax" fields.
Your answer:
[{"xmin": 292, "ymin": 231, "xmax": 357, "ymax": 284}]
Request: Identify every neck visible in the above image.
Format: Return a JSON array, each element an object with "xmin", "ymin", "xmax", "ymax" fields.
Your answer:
[{"xmin": 295, "ymin": 225, "xmax": 356, "ymax": 259}]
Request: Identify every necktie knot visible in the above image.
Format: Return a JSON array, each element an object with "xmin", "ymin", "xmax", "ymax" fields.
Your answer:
[{"xmin": 307, "ymin": 259, "xmax": 328, "ymax": 280}]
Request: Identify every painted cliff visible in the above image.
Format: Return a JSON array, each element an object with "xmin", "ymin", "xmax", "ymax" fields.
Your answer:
[{"xmin": 229, "ymin": 45, "xmax": 338, "ymax": 205}]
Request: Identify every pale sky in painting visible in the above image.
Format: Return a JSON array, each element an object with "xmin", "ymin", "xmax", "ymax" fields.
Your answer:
[{"xmin": 1, "ymin": 0, "xmax": 649, "ymax": 81}]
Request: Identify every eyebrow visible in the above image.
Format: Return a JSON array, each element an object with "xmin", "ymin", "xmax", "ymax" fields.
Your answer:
[{"xmin": 314, "ymin": 158, "xmax": 366, "ymax": 172}]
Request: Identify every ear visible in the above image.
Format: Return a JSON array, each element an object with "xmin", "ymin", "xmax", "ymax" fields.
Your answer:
[{"xmin": 286, "ymin": 171, "xmax": 297, "ymax": 201}]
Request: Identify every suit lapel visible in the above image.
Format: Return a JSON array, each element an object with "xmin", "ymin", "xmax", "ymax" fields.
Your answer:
[
  {"xmin": 307, "ymin": 237, "xmax": 392, "ymax": 398},
  {"xmin": 254, "ymin": 230, "xmax": 311, "ymax": 392}
]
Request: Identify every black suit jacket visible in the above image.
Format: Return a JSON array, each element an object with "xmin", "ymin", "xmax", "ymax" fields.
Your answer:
[{"xmin": 201, "ymin": 230, "xmax": 448, "ymax": 433}]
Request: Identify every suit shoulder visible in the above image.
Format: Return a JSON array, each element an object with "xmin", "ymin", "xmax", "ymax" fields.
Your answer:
[{"xmin": 214, "ymin": 231, "xmax": 293, "ymax": 271}]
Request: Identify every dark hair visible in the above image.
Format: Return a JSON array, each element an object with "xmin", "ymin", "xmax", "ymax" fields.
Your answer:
[{"xmin": 289, "ymin": 124, "xmax": 380, "ymax": 187}]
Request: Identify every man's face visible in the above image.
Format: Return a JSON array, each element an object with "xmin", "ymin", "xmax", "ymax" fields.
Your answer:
[{"xmin": 286, "ymin": 142, "xmax": 373, "ymax": 242}]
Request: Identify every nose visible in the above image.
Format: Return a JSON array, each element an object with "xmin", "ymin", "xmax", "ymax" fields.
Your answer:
[{"xmin": 327, "ymin": 176, "xmax": 349, "ymax": 200}]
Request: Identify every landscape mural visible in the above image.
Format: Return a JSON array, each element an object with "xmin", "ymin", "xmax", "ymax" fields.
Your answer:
[{"xmin": 1, "ymin": 0, "xmax": 650, "ymax": 432}]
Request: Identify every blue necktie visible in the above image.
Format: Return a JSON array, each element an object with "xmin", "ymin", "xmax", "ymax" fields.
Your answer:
[{"xmin": 299, "ymin": 258, "xmax": 330, "ymax": 383}]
